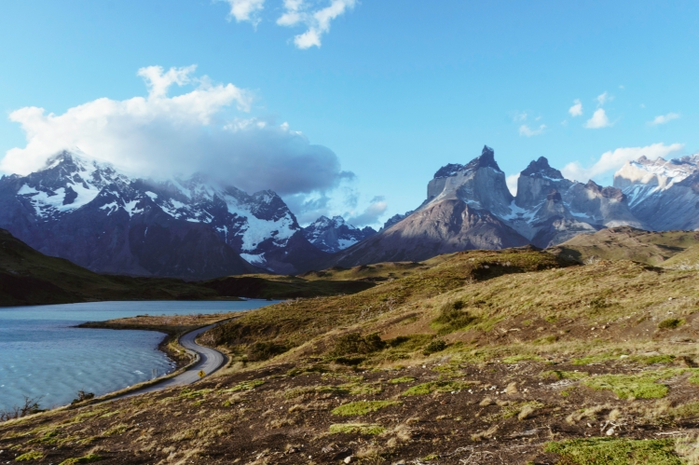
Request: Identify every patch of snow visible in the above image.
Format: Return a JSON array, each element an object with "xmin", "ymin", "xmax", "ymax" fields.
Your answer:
[{"xmin": 240, "ymin": 253, "xmax": 266, "ymax": 265}]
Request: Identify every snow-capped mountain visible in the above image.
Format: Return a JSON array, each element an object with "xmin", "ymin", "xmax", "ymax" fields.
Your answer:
[
  {"xmin": 0, "ymin": 151, "xmax": 327, "ymax": 278},
  {"xmin": 614, "ymin": 154, "xmax": 699, "ymax": 231},
  {"xmin": 302, "ymin": 216, "xmax": 376, "ymax": 253},
  {"xmin": 329, "ymin": 146, "xmax": 660, "ymax": 267}
]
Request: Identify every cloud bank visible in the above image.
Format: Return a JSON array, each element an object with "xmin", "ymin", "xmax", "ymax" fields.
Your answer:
[
  {"xmin": 561, "ymin": 142, "xmax": 685, "ymax": 182},
  {"xmin": 1, "ymin": 65, "xmax": 352, "ymax": 196}
]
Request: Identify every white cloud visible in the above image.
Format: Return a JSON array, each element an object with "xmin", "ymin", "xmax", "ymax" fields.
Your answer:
[
  {"xmin": 596, "ymin": 91, "xmax": 609, "ymax": 106},
  {"xmin": 585, "ymin": 108, "xmax": 611, "ymax": 129},
  {"xmin": 1, "ymin": 66, "xmax": 352, "ymax": 196},
  {"xmin": 513, "ymin": 111, "xmax": 527, "ymax": 122},
  {"xmin": 277, "ymin": 0, "xmax": 356, "ymax": 49},
  {"xmin": 561, "ymin": 142, "xmax": 685, "ymax": 182},
  {"xmin": 348, "ymin": 196, "xmax": 388, "ymax": 227},
  {"xmin": 568, "ymin": 99, "xmax": 583, "ymax": 117},
  {"xmin": 649, "ymin": 112, "xmax": 680, "ymax": 126},
  {"xmin": 223, "ymin": 0, "xmax": 266, "ymax": 25},
  {"xmin": 506, "ymin": 174, "xmax": 520, "ymax": 196},
  {"xmin": 519, "ymin": 124, "xmax": 546, "ymax": 137}
]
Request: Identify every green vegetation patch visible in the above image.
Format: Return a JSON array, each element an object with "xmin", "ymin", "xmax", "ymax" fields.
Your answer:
[
  {"xmin": 179, "ymin": 388, "xmax": 213, "ymax": 398},
  {"xmin": 631, "ymin": 354, "xmax": 675, "ymax": 365},
  {"xmin": 542, "ymin": 370, "xmax": 588, "ymax": 380},
  {"xmin": 502, "ymin": 354, "xmax": 544, "ymax": 364},
  {"xmin": 328, "ymin": 423, "xmax": 385, "ymax": 435},
  {"xmin": 14, "ymin": 450, "xmax": 44, "ymax": 461},
  {"xmin": 545, "ymin": 437, "xmax": 682, "ymax": 465},
  {"xmin": 220, "ymin": 380, "xmax": 264, "ymax": 393},
  {"xmin": 573, "ymin": 353, "xmax": 621, "ymax": 365},
  {"xmin": 402, "ymin": 380, "xmax": 468, "ymax": 396},
  {"xmin": 583, "ymin": 373, "xmax": 669, "ymax": 399},
  {"xmin": 423, "ymin": 339, "xmax": 447, "ymax": 355},
  {"xmin": 332, "ymin": 332, "xmax": 386, "ymax": 356},
  {"xmin": 388, "ymin": 376, "xmax": 415, "ymax": 384},
  {"xmin": 431, "ymin": 300, "xmax": 478, "ymax": 335},
  {"xmin": 331, "ymin": 400, "xmax": 402, "ymax": 416},
  {"xmin": 58, "ymin": 454, "xmax": 103, "ymax": 465},
  {"xmin": 658, "ymin": 318, "xmax": 685, "ymax": 330}
]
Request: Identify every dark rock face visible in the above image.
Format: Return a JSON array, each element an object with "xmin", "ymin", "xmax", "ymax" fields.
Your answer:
[
  {"xmin": 302, "ymin": 216, "xmax": 377, "ymax": 254},
  {"xmin": 0, "ymin": 151, "xmax": 327, "ymax": 278}
]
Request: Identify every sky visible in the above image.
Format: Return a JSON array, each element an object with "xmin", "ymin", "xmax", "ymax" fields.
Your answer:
[{"xmin": 1, "ymin": 1, "xmax": 698, "ymax": 227}]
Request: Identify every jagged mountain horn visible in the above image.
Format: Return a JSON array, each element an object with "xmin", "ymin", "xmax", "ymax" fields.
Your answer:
[{"xmin": 329, "ymin": 146, "xmax": 530, "ymax": 267}]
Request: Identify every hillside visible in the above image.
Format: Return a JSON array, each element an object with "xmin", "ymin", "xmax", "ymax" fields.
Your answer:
[
  {"xmin": 4, "ymin": 246, "xmax": 699, "ymax": 464},
  {"xmin": 0, "ymin": 228, "xmax": 375, "ymax": 306},
  {"xmin": 547, "ymin": 227, "xmax": 699, "ymax": 266}
]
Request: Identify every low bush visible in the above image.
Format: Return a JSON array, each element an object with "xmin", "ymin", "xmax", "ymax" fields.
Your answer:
[
  {"xmin": 332, "ymin": 332, "xmax": 386, "ymax": 356},
  {"xmin": 432, "ymin": 300, "xmax": 478, "ymax": 334}
]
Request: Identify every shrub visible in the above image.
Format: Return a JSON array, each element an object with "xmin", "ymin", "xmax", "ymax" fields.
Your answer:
[
  {"xmin": 71, "ymin": 390, "xmax": 95, "ymax": 404},
  {"xmin": 423, "ymin": 339, "xmax": 447, "ymax": 355},
  {"xmin": 432, "ymin": 300, "xmax": 478, "ymax": 334},
  {"xmin": 658, "ymin": 318, "xmax": 684, "ymax": 330},
  {"xmin": 332, "ymin": 332, "xmax": 386, "ymax": 356},
  {"xmin": 246, "ymin": 341, "xmax": 288, "ymax": 361}
]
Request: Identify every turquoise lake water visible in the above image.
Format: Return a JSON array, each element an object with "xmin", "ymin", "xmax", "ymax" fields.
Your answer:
[{"xmin": 0, "ymin": 300, "xmax": 274, "ymax": 411}]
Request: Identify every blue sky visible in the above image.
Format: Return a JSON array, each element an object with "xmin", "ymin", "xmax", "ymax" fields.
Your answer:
[{"xmin": 1, "ymin": 1, "xmax": 698, "ymax": 227}]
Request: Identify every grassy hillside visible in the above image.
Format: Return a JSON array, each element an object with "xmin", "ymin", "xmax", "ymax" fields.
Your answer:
[
  {"xmin": 547, "ymin": 226, "xmax": 699, "ymax": 266},
  {"xmin": 4, "ymin": 243, "xmax": 699, "ymax": 463}
]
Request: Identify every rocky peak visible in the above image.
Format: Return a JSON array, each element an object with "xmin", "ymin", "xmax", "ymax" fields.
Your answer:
[
  {"xmin": 302, "ymin": 215, "xmax": 377, "ymax": 253},
  {"xmin": 464, "ymin": 145, "xmax": 501, "ymax": 173},
  {"xmin": 520, "ymin": 157, "xmax": 564, "ymax": 180},
  {"xmin": 433, "ymin": 163, "xmax": 465, "ymax": 179}
]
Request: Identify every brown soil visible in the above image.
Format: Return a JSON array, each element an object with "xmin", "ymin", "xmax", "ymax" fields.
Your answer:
[{"xmin": 2, "ymin": 355, "xmax": 699, "ymax": 464}]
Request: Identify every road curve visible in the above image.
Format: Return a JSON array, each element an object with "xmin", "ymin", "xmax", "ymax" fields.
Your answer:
[{"xmin": 118, "ymin": 321, "xmax": 227, "ymax": 398}]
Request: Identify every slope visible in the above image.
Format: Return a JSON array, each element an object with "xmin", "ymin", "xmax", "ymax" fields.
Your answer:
[{"xmin": 547, "ymin": 226, "xmax": 699, "ymax": 265}]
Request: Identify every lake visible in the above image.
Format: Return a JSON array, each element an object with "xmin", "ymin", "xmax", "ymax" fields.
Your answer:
[{"xmin": 0, "ymin": 300, "xmax": 274, "ymax": 411}]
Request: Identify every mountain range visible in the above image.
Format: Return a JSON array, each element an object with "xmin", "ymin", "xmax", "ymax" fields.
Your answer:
[
  {"xmin": 0, "ymin": 146, "xmax": 697, "ymax": 278},
  {"xmin": 330, "ymin": 145, "xmax": 699, "ymax": 266}
]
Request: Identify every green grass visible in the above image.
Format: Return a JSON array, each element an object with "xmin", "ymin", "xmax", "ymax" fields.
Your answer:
[
  {"xmin": 658, "ymin": 318, "xmax": 684, "ymax": 330},
  {"xmin": 219, "ymin": 380, "xmax": 264, "ymax": 393},
  {"xmin": 583, "ymin": 373, "xmax": 669, "ymax": 399},
  {"xmin": 502, "ymin": 354, "xmax": 544, "ymax": 364},
  {"xmin": 388, "ymin": 376, "xmax": 415, "ymax": 384},
  {"xmin": 542, "ymin": 370, "xmax": 588, "ymax": 380},
  {"xmin": 402, "ymin": 380, "xmax": 468, "ymax": 396},
  {"xmin": 58, "ymin": 454, "xmax": 103, "ymax": 465},
  {"xmin": 331, "ymin": 401, "xmax": 402, "ymax": 416},
  {"xmin": 545, "ymin": 437, "xmax": 683, "ymax": 464},
  {"xmin": 328, "ymin": 423, "xmax": 386, "ymax": 435},
  {"xmin": 14, "ymin": 450, "xmax": 44, "ymax": 461}
]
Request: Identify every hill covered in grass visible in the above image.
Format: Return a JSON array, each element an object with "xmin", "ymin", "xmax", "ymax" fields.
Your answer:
[
  {"xmin": 3, "ymin": 242, "xmax": 699, "ymax": 464},
  {"xmin": 547, "ymin": 226, "xmax": 699, "ymax": 266}
]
